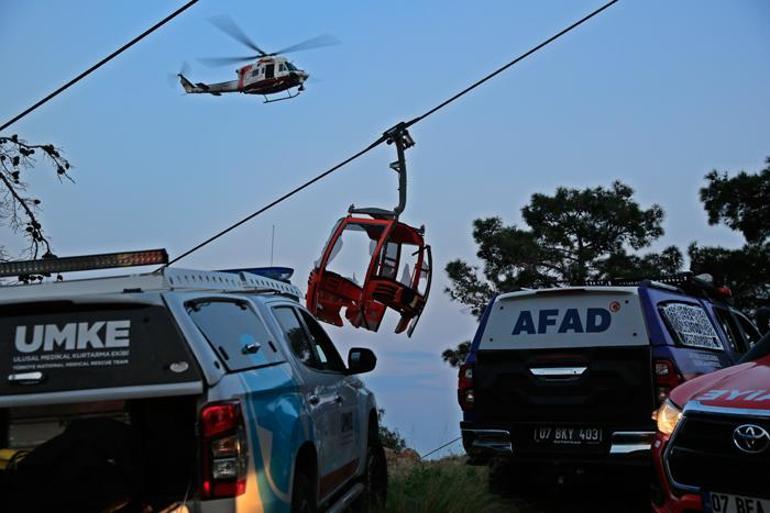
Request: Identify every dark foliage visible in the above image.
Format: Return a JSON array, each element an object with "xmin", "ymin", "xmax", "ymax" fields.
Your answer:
[
  {"xmin": 0, "ymin": 134, "xmax": 72, "ymax": 262},
  {"xmin": 377, "ymin": 409, "xmax": 407, "ymax": 453},
  {"xmin": 700, "ymin": 157, "xmax": 770, "ymax": 244},
  {"xmin": 445, "ymin": 181, "xmax": 675, "ymax": 319}
]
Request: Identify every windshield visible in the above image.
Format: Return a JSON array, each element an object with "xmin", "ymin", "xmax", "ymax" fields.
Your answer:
[{"xmin": 286, "ymin": 62, "xmax": 297, "ymax": 71}]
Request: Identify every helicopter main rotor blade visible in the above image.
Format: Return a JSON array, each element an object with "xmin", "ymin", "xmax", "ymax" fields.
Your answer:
[
  {"xmin": 271, "ymin": 34, "xmax": 340, "ymax": 56},
  {"xmin": 198, "ymin": 55, "xmax": 260, "ymax": 68},
  {"xmin": 208, "ymin": 15, "xmax": 268, "ymax": 56}
]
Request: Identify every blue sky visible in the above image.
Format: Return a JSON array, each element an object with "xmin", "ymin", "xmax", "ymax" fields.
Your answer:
[{"xmin": 1, "ymin": 0, "xmax": 769, "ymax": 457}]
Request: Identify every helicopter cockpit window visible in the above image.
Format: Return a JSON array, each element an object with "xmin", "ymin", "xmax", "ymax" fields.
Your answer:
[{"xmin": 286, "ymin": 62, "xmax": 297, "ymax": 71}]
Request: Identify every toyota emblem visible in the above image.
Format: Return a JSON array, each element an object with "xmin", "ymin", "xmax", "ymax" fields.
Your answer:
[{"xmin": 733, "ymin": 424, "xmax": 770, "ymax": 454}]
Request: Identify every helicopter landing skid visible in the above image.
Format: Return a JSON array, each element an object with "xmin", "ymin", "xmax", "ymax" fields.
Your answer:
[{"xmin": 263, "ymin": 89, "xmax": 301, "ymax": 103}]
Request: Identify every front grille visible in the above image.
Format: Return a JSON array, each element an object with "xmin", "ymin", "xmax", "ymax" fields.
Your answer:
[{"xmin": 667, "ymin": 413, "xmax": 770, "ymax": 496}]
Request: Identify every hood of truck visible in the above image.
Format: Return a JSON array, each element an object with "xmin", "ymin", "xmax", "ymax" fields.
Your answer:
[{"xmin": 670, "ymin": 355, "xmax": 770, "ymax": 409}]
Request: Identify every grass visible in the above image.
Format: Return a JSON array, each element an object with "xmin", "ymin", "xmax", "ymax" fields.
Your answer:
[
  {"xmin": 379, "ymin": 457, "xmax": 513, "ymax": 513},
  {"xmin": 378, "ymin": 456, "xmax": 651, "ymax": 513}
]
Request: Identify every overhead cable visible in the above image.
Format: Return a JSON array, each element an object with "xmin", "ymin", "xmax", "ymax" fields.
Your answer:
[
  {"xmin": 0, "ymin": 0, "xmax": 200, "ymax": 132},
  {"xmin": 161, "ymin": 0, "xmax": 621, "ymax": 267},
  {"xmin": 419, "ymin": 436, "xmax": 463, "ymax": 460}
]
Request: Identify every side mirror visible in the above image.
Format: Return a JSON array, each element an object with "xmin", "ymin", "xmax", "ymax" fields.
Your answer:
[{"xmin": 347, "ymin": 347, "xmax": 377, "ymax": 375}]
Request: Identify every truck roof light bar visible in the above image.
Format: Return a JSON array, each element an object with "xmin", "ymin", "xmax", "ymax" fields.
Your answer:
[{"xmin": 0, "ymin": 249, "xmax": 169, "ymax": 278}]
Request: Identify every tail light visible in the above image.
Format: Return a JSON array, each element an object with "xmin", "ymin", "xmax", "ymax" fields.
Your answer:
[
  {"xmin": 200, "ymin": 401, "xmax": 248, "ymax": 499},
  {"xmin": 654, "ymin": 359, "xmax": 683, "ymax": 406},
  {"xmin": 458, "ymin": 363, "xmax": 475, "ymax": 411}
]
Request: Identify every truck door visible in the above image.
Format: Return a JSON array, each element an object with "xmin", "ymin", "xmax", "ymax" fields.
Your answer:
[
  {"xmin": 296, "ymin": 309, "xmax": 360, "ymax": 476},
  {"xmin": 272, "ymin": 306, "xmax": 359, "ymax": 499}
]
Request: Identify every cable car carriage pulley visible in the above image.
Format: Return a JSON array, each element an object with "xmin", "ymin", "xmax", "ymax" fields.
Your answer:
[{"xmin": 306, "ymin": 124, "xmax": 432, "ymax": 337}]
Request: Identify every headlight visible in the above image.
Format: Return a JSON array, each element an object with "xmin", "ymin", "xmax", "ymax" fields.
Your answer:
[{"xmin": 656, "ymin": 399, "xmax": 683, "ymax": 436}]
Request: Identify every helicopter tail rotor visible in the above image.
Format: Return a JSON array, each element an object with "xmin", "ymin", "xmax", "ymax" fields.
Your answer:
[{"xmin": 167, "ymin": 61, "xmax": 192, "ymax": 89}]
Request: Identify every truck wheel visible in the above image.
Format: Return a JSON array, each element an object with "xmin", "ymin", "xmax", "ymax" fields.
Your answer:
[
  {"xmin": 291, "ymin": 470, "xmax": 317, "ymax": 513},
  {"xmin": 488, "ymin": 458, "xmax": 526, "ymax": 497},
  {"xmin": 353, "ymin": 427, "xmax": 388, "ymax": 512}
]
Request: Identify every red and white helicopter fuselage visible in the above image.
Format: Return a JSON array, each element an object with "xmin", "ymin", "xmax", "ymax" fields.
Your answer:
[{"xmin": 179, "ymin": 56, "xmax": 308, "ymax": 100}]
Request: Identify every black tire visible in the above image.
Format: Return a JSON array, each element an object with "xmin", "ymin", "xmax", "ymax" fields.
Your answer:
[
  {"xmin": 291, "ymin": 469, "xmax": 317, "ymax": 513},
  {"xmin": 488, "ymin": 458, "xmax": 529, "ymax": 497},
  {"xmin": 352, "ymin": 427, "xmax": 388, "ymax": 512}
]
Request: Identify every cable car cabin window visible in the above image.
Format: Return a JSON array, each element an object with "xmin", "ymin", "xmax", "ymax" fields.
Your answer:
[
  {"xmin": 326, "ymin": 222, "xmax": 387, "ymax": 286},
  {"xmin": 376, "ymin": 238, "xmax": 428, "ymax": 292},
  {"xmin": 377, "ymin": 241, "xmax": 400, "ymax": 280},
  {"xmin": 187, "ymin": 300, "xmax": 280, "ymax": 371},
  {"xmin": 298, "ymin": 310, "xmax": 346, "ymax": 373},
  {"xmin": 273, "ymin": 306, "xmax": 317, "ymax": 367}
]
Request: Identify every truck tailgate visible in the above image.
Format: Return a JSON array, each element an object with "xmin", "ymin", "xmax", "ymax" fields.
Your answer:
[
  {"xmin": 0, "ymin": 301, "xmax": 202, "ymax": 405},
  {"xmin": 472, "ymin": 288, "xmax": 655, "ymax": 451}
]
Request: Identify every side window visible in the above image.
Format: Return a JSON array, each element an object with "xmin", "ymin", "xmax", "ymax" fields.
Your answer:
[
  {"xmin": 735, "ymin": 312, "xmax": 762, "ymax": 348},
  {"xmin": 299, "ymin": 309, "xmax": 346, "ymax": 373},
  {"xmin": 251, "ymin": 69, "xmax": 259, "ymax": 77},
  {"xmin": 273, "ymin": 306, "xmax": 317, "ymax": 367},
  {"xmin": 187, "ymin": 299, "xmax": 280, "ymax": 371},
  {"xmin": 660, "ymin": 302, "xmax": 722, "ymax": 350},
  {"xmin": 714, "ymin": 307, "xmax": 747, "ymax": 353}
]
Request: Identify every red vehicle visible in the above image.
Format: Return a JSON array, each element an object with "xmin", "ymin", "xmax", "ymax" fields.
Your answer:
[{"xmin": 653, "ymin": 331, "xmax": 770, "ymax": 513}]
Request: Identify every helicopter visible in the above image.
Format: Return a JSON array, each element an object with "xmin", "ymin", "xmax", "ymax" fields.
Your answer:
[{"xmin": 178, "ymin": 16, "xmax": 338, "ymax": 103}]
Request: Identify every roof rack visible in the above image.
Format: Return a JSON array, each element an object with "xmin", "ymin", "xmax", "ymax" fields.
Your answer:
[
  {"xmin": 583, "ymin": 272, "xmax": 731, "ymax": 300},
  {"xmin": 0, "ymin": 266, "xmax": 302, "ymax": 302}
]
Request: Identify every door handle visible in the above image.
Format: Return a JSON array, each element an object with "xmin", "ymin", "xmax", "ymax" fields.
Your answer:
[
  {"xmin": 308, "ymin": 394, "xmax": 320, "ymax": 406},
  {"xmin": 7, "ymin": 372, "xmax": 44, "ymax": 385},
  {"xmin": 242, "ymin": 342, "xmax": 261, "ymax": 355}
]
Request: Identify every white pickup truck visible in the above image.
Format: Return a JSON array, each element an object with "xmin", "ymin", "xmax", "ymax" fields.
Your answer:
[{"xmin": 0, "ymin": 250, "xmax": 387, "ymax": 513}]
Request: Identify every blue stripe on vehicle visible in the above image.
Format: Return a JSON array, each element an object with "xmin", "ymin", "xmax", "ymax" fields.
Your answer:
[
  {"xmin": 467, "ymin": 295, "xmax": 497, "ymax": 364},
  {"xmin": 237, "ymin": 364, "xmax": 313, "ymax": 513},
  {"xmin": 637, "ymin": 284, "xmax": 666, "ymax": 345}
]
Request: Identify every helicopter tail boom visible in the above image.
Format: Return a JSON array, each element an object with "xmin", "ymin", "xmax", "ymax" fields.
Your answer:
[{"xmin": 178, "ymin": 74, "xmax": 236, "ymax": 96}]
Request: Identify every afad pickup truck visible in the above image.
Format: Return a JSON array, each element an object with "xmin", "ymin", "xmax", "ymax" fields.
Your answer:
[
  {"xmin": 0, "ymin": 250, "xmax": 387, "ymax": 513},
  {"xmin": 458, "ymin": 274, "xmax": 762, "ymax": 493},
  {"xmin": 653, "ymin": 331, "xmax": 770, "ymax": 513}
]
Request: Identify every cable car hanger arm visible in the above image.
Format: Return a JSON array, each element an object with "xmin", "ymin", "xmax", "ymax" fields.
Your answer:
[{"xmin": 349, "ymin": 122, "xmax": 415, "ymax": 219}]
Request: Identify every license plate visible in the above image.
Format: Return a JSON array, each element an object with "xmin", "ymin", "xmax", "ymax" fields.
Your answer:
[
  {"xmin": 706, "ymin": 492, "xmax": 770, "ymax": 513},
  {"xmin": 532, "ymin": 426, "xmax": 602, "ymax": 445}
]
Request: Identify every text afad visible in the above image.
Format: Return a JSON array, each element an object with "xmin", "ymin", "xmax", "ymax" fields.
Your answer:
[{"xmin": 14, "ymin": 321, "xmax": 131, "ymax": 353}]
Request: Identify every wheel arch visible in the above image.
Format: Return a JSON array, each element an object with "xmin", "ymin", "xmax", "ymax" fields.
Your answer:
[{"xmin": 292, "ymin": 441, "xmax": 319, "ymax": 501}]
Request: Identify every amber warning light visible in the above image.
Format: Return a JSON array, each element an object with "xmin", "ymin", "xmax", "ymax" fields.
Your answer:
[{"xmin": 0, "ymin": 249, "xmax": 169, "ymax": 278}]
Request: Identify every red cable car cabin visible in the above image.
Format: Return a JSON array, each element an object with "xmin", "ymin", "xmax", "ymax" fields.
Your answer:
[{"xmin": 307, "ymin": 212, "xmax": 432, "ymax": 337}]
